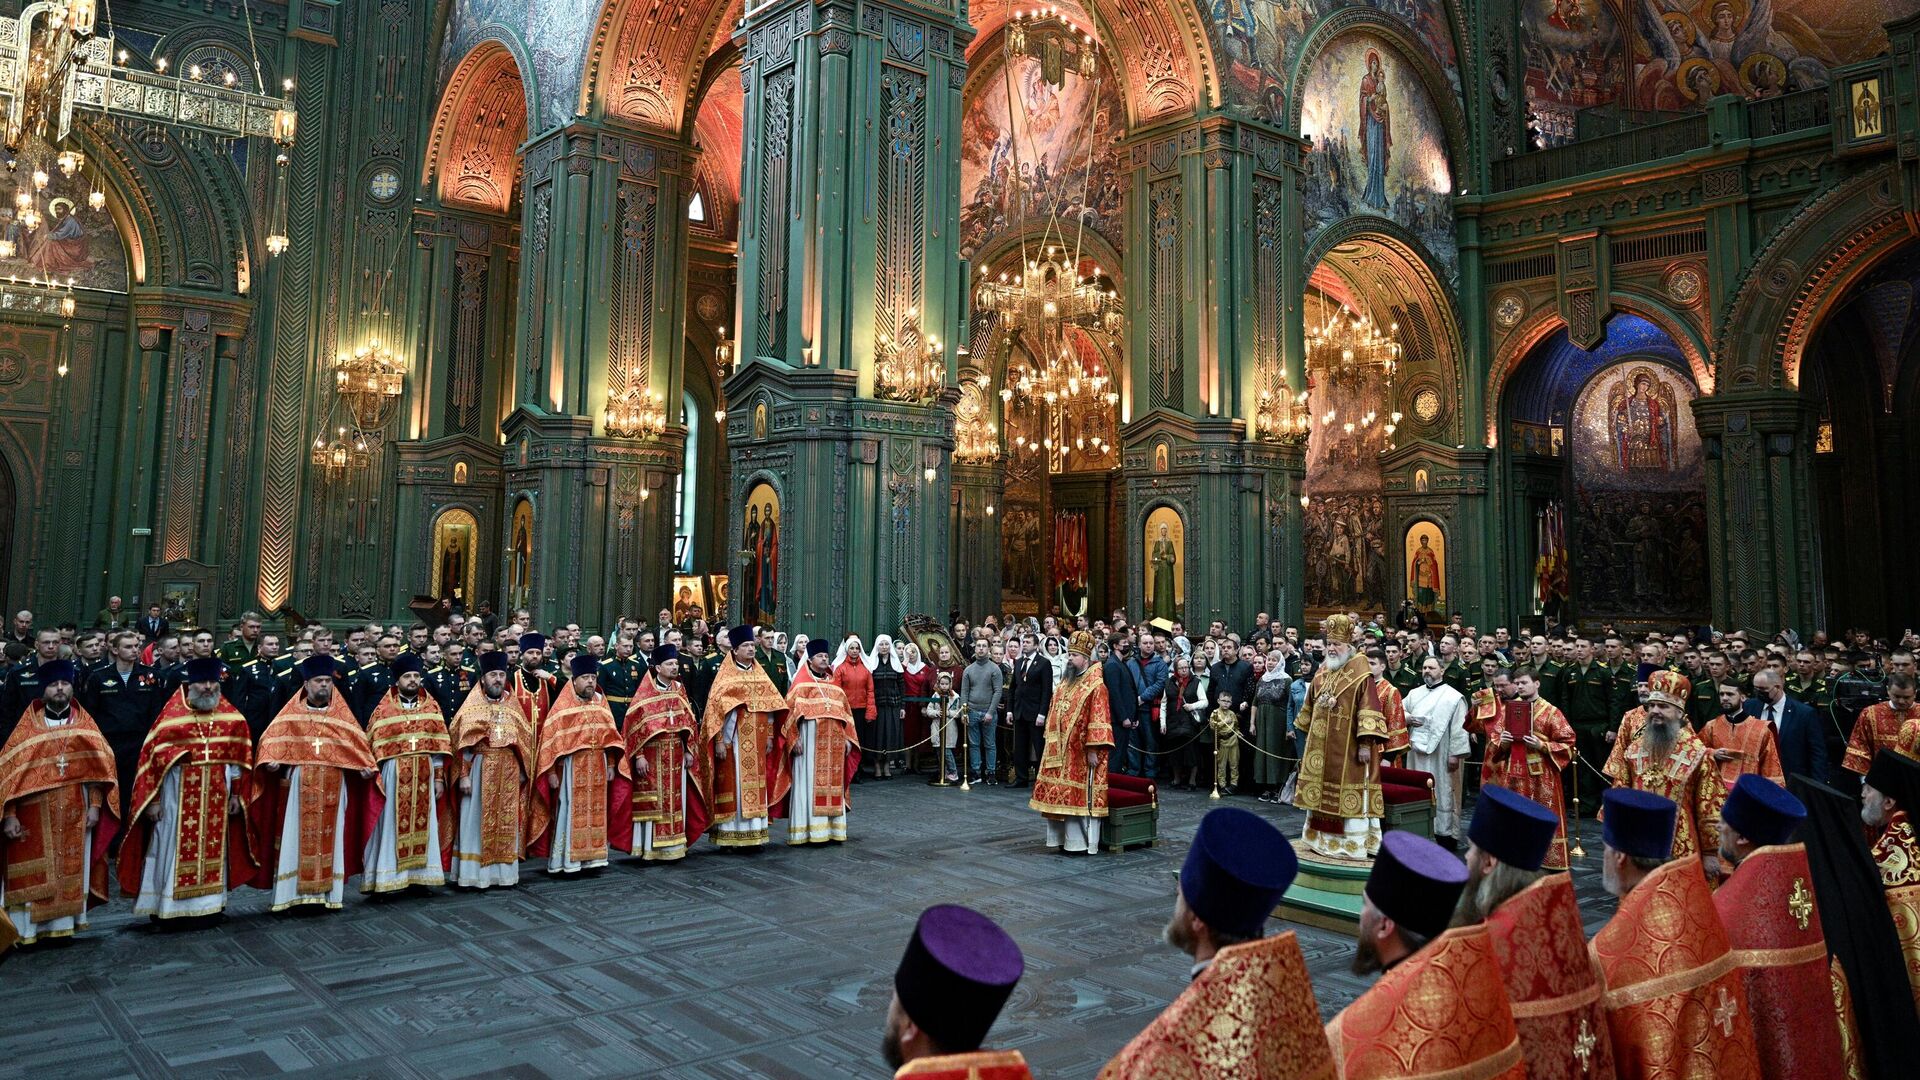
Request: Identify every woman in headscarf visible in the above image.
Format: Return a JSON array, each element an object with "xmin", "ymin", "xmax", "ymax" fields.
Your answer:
[
  {"xmin": 1162, "ymin": 653, "xmax": 1205, "ymax": 791},
  {"xmin": 784, "ymin": 634, "xmax": 811, "ymax": 685},
  {"xmin": 831, "ymin": 635, "xmax": 875, "ymax": 779},
  {"xmin": 868, "ymin": 635, "xmax": 906, "ymax": 779},
  {"xmin": 1042, "ymin": 635, "xmax": 1068, "ymax": 684},
  {"xmin": 900, "ymin": 641, "xmax": 933, "ymax": 774},
  {"xmin": 1252, "ymin": 647, "xmax": 1292, "ymax": 801}
]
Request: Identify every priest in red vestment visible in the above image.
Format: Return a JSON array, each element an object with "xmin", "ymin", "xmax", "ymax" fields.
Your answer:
[
  {"xmin": 1862, "ymin": 748, "xmax": 1920, "ymax": 1019},
  {"xmin": 1606, "ymin": 670, "xmax": 1726, "ymax": 874},
  {"xmin": 1848, "ymin": 675, "xmax": 1917, "ymax": 774},
  {"xmin": 528, "ymin": 654, "xmax": 631, "ymax": 873},
  {"xmin": 1457, "ymin": 786, "xmax": 1615, "ymax": 1080},
  {"xmin": 1714, "ymin": 775, "xmax": 1848, "ymax": 1079},
  {"xmin": 1368, "ymin": 648, "xmax": 1410, "ymax": 758},
  {"xmin": 1700, "ymin": 681, "xmax": 1783, "ymax": 791},
  {"xmin": 451, "ymin": 651, "xmax": 536, "ymax": 888},
  {"xmin": 774, "ymin": 638, "xmax": 860, "ymax": 845},
  {"xmin": 513, "ymin": 632, "xmax": 561, "ymax": 737},
  {"xmin": 1100, "ymin": 807, "xmax": 1335, "ymax": 1080},
  {"xmin": 1330, "ymin": 832, "xmax": 1525, "ymax": 1078},
  {"xmin": 624, "ymin": 644, "xmax": 710, "ymax": 861},
  {"xmin": 248, "ymin": 655, "xmax": 381, "ymax": 912},
  {"xmin": 362, "ymin": 652, "xmax": 455, "ymax": 892},
  {"xmin": 1480, "ymin": 668, "xmax": 1575, "ymax": 870},
  {"xmin": 118, "ymin": 657, "xmax": 256, "ymax": 919},
  {"xmin": 700, "ymin": 625, "xmax": 785, "ymax": 849},
  {"xmin": 1030, "ymin": 631, "xmax": 1112, "ymax": 855},
  {"xmin": 884, "ymin": 904, "xmax": 1030, "ymax": 1079},
  {"xmin": 1591, "ymin": 788, "xmax": 1762, "ymax": 1079},
  {"xmin": 0, "ymin": 661, "xmax": 120, "ymax": 944}
]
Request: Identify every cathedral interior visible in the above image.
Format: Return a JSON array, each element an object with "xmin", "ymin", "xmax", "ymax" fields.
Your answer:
[{"xmin": 3, "ymin": 0, "xmax": 1919, "ymax": 637}]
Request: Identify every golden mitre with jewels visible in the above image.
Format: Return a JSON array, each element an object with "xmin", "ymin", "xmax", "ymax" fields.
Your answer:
[{"xmin": 1321, "ymin": 613, "xmax": 1357, "ymax": 645}]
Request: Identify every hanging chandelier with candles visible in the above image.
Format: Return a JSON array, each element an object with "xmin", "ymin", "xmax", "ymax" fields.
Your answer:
[
  {"xmin": 1306, "ymin": 299, "xmax": 1404, "ymax": 437},
  {"xmin": 311, "ymin": 338, "xmax": 403, "ymax": 479},
  {"xmin": 999, "ymin": 337, "xmax": 1119, "ymax": 473},
  {"xmin": 874, "ymin": 307, "xmax": 945, "ymax": 405},
  {"xmin": 605, "ymin": 384, "xmax": 667, "ymax": 440}
]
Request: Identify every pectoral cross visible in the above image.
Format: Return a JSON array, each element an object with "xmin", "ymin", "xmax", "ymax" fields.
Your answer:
[
  {"xmin": 1711, "ymin": 986, "xmax": 1738, "ymax": 1037},
  {"xmin": 408, "ymin": 736, "xmax": 421, "ymax": 753},
  {"xmin": 1572, "ymin": 1018, "xmax": 1596, "ymax": 1073},
  {"xmin": 312, "ymin": 736, "xmax": 325, "ymax": 755},
  {"xmin": 54, "ymin": 754, "xmax": 69, "ymax": 778},
  {"xmin": 1788, "ymin": 878, "xmax": 1813, "ymax": 931}
]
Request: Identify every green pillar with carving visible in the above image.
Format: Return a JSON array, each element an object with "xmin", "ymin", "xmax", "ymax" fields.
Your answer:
[{"xmin": 725, "ymin": 0, "xmax": 971, "ymax": 636}]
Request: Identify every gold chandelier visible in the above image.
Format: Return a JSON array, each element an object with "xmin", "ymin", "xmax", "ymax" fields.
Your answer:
[
  {"xmin": 875, "ymin": 307, "xmax": 945, "ymax": 405},
  {"xmin": 2, "ymin": 1, "xmax": 299, "ymax": 256},
  {"xmin": 311, "ymin": 338, "xmax": 403, "ymax": 478},
  {"xmin": 605, "ymin": 384, "xmax": 666, "ymax": 440},
  {"xmin": 1307, "ymin": 302, "xmax": 1404, "ymax": 437},
  {"xmin": 953, "ymin": 371, "xmax": 999, "ymax": 464},
  {"xmin": 974, "ymin": 249, "xmax": 1121, "ymax": 341},
  {"xmin": 999, "ymin": 339, "xmax": 1118, "ymax": 472}
]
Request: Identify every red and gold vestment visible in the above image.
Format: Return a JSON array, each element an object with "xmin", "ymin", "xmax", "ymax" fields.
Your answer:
[
  {"xmin": 1699, "ymin": 715, "xmax": 1783, "ymax": 791},
  {"xmin": 1606, "ymin": 721, "xmax": 1725, "ymax": 861},
  {"xmin": 624, "ymin": 676, "xmax": 709, "ymax": 858},
  {"xmin": 1326, "ymin": 924, "xmax": 1526, "ymax": 1079},
  {"xmin": 450, "ymin": 685, "xmax": 537, "ymax": 869},
  {"xmin": 1846, "ymin": 702, "xmax": 1918, "ymax": 775},
  {"xmin": 1871, "ymin": 808, "xmax": 1920, "ymax": 1019},
  {"xmin": 1029, "ymin": 667, "xmax": 1111, "ymax": 819},
  {"xmin": 0, "ymin": 701, "xmax": 121, "ymax": 931},
  {"xmin": 1292, "ymin": 662, "xmax": 1391, "ymax": 856},
  {"xmin": 1098, "ymin": 932, "xmax": 1335, "ymax": 1080},
  {"xmin": 248, "ymin": 694, "xmax": 380, "ymax": 901},
  {"xmin": 893, "ymin": 1051, "xmax": 1032, "ymax": 1079},
  {"xmin": 1590, "ymin": 858, "xmax": 1762, "ymax": 1079},
  {"xmin": 698, "ymin": 659, "xmax": 786, "ymax": 839},
  {"xmin": 528, "ymin": 682, "xmax": 631, "ymax": 862},
  {"xmin": 1482, "ymin": 874, "xmax": 1615, "ymax": 1080},
  {"xmin": 366, "ymin": 691, "xmax": 456, "ymax": 878},
  {"xmin": 116, "ymin": 690, "xmax": 255, "ymax": 900},
  {"xmin": 1714, "ymin": 843, "xmax": 1847, "ymax": 1079},
  {"xmin": 1481, "ymin": 698, "xmax": 1576, "ymax": 871},
  {"xmin": 772, "ymin": 669, "xmax": 861, "ymax": 820}
]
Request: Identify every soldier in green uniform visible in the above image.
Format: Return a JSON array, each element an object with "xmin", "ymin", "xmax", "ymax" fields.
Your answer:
[
  {"xmin": 1602, "ymin": 635, "xmax": 1636, "ymax": 726},
  {"xmin": 1530, "ymin": 634, "xmax": 1566, "ymax": 707},
  {"xmin": 1560, "ymin": 637, "xmax": 1612, "ymax": 812},
  {"xmin": 598, "ymin": 635, "xmax": 644, "ymax": 729},
  {"xmin": 1386, "ymin": 641, "xmax": 1422, "ymax": 695},
  {"xmin": 215, "ymin": 611, "xmax": 263, "ymax": 666},
  {"xmin": 756, "ymin": 626, "xmax": 789, "ymax": 694},
  {"xmin": 1789, "ymin": 648, "xmax": 1833, "ymax": 718},
  {"xmin": 1442, "ymin": 635, "xmax": 1471, "ymax": 696}
]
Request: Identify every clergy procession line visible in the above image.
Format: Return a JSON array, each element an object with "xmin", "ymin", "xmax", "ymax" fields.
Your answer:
[{"xmin": 6, "ymin": 605, "xmax": 1920, "ymax": 1079}]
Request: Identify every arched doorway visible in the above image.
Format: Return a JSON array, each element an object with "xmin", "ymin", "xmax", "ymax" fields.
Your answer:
[
  {"xmin": 1801, "ymin": 243, "xmax": 1920, "ymax": 637},
  {"xmin": 1498, "ymin": 314, "xmax": 1708, "ymax": 630}
]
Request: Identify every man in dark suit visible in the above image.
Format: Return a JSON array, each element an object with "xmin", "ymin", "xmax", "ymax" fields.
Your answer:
[
  {"xmin": 1007, "ymin": 634, "xmax": 1053, "ymax": 786},
  {"xmin": 137, "ymin": 603, "xmax": 169, "ymax": 643},
  {"xmin": 1103, "ymin": 640, "xmax": 1141, "ymax": 776},
  {"xmin": 1745, "ymin": 668, "xmax": 1827, "ymax": 783}
]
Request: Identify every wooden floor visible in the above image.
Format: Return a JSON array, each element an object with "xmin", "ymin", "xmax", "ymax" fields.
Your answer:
[{"xmin": 0, "ymin": 775, "xmax": 1616, "ymax": 1079}]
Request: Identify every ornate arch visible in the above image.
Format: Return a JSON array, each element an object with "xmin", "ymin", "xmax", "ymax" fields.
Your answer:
[
  {"xmin": 965, "ymin": 0, "xmax": 1220, "ymax": 127},
  {"xmin": 581, "ymin": 0, "xmax": 740, "ymax": 137},
  {"xmin": 1485, "ymin": 305, "xmax": 1568, "ymax": 447},
  {"xmin": 424, "ymin": 41, "xmax": 532, "ymax": 215},
  {"xmin": 71, "ymin": 117, "xmax": 254, "ymax": 292},
  {"xmin": 1610, "ymin": 288, "xmax": 1712, "ymax": 390},
  {"xmin": 1713, "ymin": 162, "xmax": 1914, "ymax": 392},
  {"xmin": 1304, "ymin": 218, "xmax": 1465, "ymax": 446},
  {"xmin": 1285, "ymin": 10, "xmax": 1469, "ymax": 185}
]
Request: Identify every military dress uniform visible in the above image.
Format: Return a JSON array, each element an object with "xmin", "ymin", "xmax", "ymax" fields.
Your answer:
[
  {"xmin": 347, "ymin": 661, "xmax": 394, "ymax": 726},
  {"xmin": 1687, "ymin": 669, "xmax": 1720, "ymax": 729},
  {"xmin": 1536, "ymin": 657, "xmax": 1567, "ymax": 705},
  {"xmin": 78, "ymin": 660, "xmax": 166, "ymax": 811},
  {"xmin": 425, "ymin": 661, "xmax": 474, "ymax": 724},
  {"xmin": 1561, "ymin": 661, "xmax": 1612, "ymax": 811},
  {"xmin": 1443, "ymin": 658, "xmax": 1471, "ymax": 697},
  {"xmin": 0, "ymin": 661, "xmax": 51, "ymax": 741},
  {"xmin": 1390, "ymin": 661, "xmax": 1423, "ymax": 696},
  {"xmin": 1606, "ymin": 661, "xmax": 1638, "ymax": 727},
  {"xmin": 231, "ymin": 655, "xmax": 289, "ymax": 739},
  {"xmin": 215, "ymin": 637, "xmax": 256, "ymax": 667},
  {"xmin": 598, "ymin": 654, "xmax": 644, "ymax": 728}
]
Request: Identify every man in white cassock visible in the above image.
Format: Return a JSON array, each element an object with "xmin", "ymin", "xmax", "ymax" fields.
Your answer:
[{"xmin": 1402, "ymin": 655, "xmax": 1470, "ymax": 848}]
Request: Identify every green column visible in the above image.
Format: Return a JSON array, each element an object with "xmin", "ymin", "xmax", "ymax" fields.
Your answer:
[
  {"xmin": 1693, "ymin": 390, "xmax": 1819, "ymax": 634},
  {"xmin": 725, "ymin": 0, "xmax": 971, "ymax": 635}
]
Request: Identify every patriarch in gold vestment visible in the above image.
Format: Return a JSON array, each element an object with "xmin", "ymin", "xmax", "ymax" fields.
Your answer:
[
  {"xmin": 624, "ymin": 645, "xmax": 709, "ymax": 861},
  {"xmin": 0, "ymin": 660, "xmax": 121, "ymax": 944},
  {"xmin": 1604, "ymin": 670, "xmax": 1726, "ymax": 871},
  {"xmin": 1293, "ymin": 615, "xmax": 1392, "ymax": 859},
  {"xmin": 1714, "ymin": 776, "xmax": 1848, "ymax": 1080},
  {"xmin": 1591, "ymin": 855, "xmax": 1762, "ymax": 1079},
  {"xmin": 118, "ymin": 658, "xmax": 256, "ymax": 919},
  {"xmin": 248, "ymin": 656, "xmax": 381, "ymax": 912},
  {"xmin": 450, "ymin": 652, "xmax": 536, "ymax": 888},
  {"xmin": 1863, "ymin": 748, "xmax": 1920, "ymax": 1020},
  {"xmin": 1101, "ymin": 807, "xmax": 1334, "ymax": 1080},
  {"xmin": 774, "ymin": 640, "xmax": 861, "ymax": 845},
  {"xmin": 528, "ymin": 655, "xmax": 632, "ymax": 872},
  {"xmin": 362, "ymin": 653, "xmax": 455, "ymax": 892},
  {"xmin": 701, "ymin": 625, "xmax": 785, "ymax": 848},
  {"xmin": 1334, "ymin": 833, "xmax": 1524, "ymax": 1079},
  {"xmin": 1029, "ymin": 631, "xmax": 1111, "ymax": 855}
]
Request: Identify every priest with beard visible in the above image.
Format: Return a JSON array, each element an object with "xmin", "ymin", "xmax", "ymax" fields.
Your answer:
[
  {"xmin": 623, "ymin": 644, "xmax": 709, "ymax": 861},
  {"xmin": 699, "ymin": 626, "xmax": 785, "ymax": 849},
  {"xmin": 1454, "ymin": 785, "xmax": 1615, "ymax": 1080},
  {"xmin": 1329, "ymin": 831, "xmax": 1525, "ymax": 1077},
  {"xmin": 528, "ymin": 654, "xmax": 631, "ymax": 874},
  {"xmin": 1591, "ymin": 788, "xmax": 1763, "ymax": 1078},
  {"xmin": 1480, "ymin": 668, "xmax": 1575, "ymax": 870},
  {"xmin": 1713, "ymin": 775, "xmax": 1850, "ymax": 1079},
  {"xmin": 513, "ymin": 633, "xmax": 560, "ymax": 736},
  {"xmin": 1403, "ymin": 656, "xmax": 1469, "ymax": 849},
  {"xmin": 775, "ymin": 638, "xmax": 860, "ymax": 846},
  {"xmin": 249, "ymin": 655, "xmax": 381, "ymax": 912},
  {"xmin": 0, "ymin": 660, "xmax": 121, "ymax": 945},
  {"xmin": 881, "ymin": 904, "xmax": 1030, "ymax": 1078},
  {"xmin": 118, "ymin": 656, "xmax": 256, "ymax": 920},
  {"xmin": 1606, "ymin": 670, "xmax": 1727, "ymax": 878},
  {"xmin": 1292, "ymin": 614, "xmax": 1393, "ymax": 859},
  {"xmin": 1099, "ymin": 807, "xmax": 1335, "ymax": 1080},
  {"xmin": 1862, "ymin": 748, "xmax": 1920, "ymax": 1019},
  {"xmin": 362, "ymin": 652, "xmax": 454, "ymax": 893},
  {"xmin": 1029, "ymin": 631, "xmax": 1113, "ymax": 855},
  {"xmin": 451, "ymin": 651, "xmax": 536, "ymax": 888}
]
